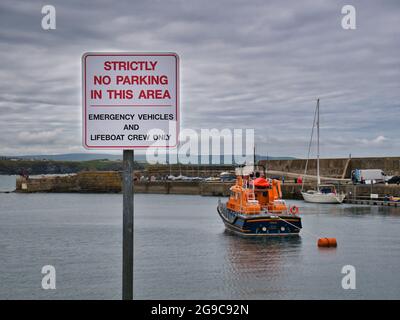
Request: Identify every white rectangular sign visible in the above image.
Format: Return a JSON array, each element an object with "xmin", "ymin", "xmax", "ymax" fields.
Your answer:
[{"xmin": 82, "ymin": 52, "xmax": 179, "ymax": 149}]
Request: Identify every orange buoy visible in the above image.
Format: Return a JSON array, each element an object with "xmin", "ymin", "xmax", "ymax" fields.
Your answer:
[{"xmin": 317, "ymin": 238, "xmax": 337, "ymax": 248}]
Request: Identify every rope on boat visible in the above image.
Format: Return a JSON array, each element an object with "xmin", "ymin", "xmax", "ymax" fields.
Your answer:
[
  {"xmin": 276, "ymin": 216, "xmax": 316, "ymax": 237},
  {"xmin": 277, "ymin": 216, "xmax": 337, "ymax": 248}
]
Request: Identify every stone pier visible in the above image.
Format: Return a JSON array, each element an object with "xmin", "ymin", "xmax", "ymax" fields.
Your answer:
[{"xmin": 15, "ymin": 171, "xmax": 400, "ymax": 201}]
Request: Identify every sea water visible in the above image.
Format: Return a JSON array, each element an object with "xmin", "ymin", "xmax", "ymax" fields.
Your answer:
[{"xmin": 0, "ymin": 182, "xmax": 399, "ymax": 299}]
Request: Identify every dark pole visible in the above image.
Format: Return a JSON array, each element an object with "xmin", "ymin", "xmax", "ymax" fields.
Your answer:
[{"xmin": 122, "ymin": 149, "xmax": 134, "ymax": 300}]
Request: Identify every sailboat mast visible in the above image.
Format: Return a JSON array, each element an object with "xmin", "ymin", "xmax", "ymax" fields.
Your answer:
[{"xmin": 317, "ymin": 98, "xmax": 321, "ymax": 187}]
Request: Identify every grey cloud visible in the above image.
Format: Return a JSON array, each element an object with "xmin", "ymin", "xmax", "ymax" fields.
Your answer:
[{"xmin": 0, "ymin": 0, "xmax": 399, "ymax": 157}]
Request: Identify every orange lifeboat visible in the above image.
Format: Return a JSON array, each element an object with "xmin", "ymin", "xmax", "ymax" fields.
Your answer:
[{"xmin": 217, "ymin": 167, "xmax": 302, "ymax": 236}]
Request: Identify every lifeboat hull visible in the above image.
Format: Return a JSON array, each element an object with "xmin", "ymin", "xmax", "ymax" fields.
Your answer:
[{"xmin": 217, "ymin": 202, "xmax": 302, "ymax": 237}]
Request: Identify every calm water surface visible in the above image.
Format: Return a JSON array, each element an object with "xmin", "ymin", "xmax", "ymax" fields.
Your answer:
[
  {"xmin": 0, "ymin": 184, "xmax": 400, "ymax": 299},
  {"xmin": 0, "ymin": 175, "xmax": 16, "ymax": 192}
]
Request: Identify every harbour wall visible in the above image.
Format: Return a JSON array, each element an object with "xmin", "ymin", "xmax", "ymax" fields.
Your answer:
[
  {"xmin": 15, "ymin": 172, "xmax": 231, "ymax": 196},
  {"xmin": 259, "ymin": 156, "xmax": 400, "ymax": 178},
  {"xmin": 15, "ymin": 171, "xmax": 400, "ymax": 199}
]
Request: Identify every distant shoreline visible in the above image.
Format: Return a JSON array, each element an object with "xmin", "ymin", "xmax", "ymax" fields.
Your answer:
[{"xmin": 0, "ymin": 159, "xmax": 142, "ymax": 175}]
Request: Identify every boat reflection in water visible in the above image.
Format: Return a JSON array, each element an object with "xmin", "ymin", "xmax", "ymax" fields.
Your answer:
[{"xmin": 220, "ymin": 230, "xmax": 303, "ymax": 297}]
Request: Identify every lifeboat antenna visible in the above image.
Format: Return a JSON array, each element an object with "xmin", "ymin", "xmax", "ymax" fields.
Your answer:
[{"xmin": 253, "ymin": 145, "xmax": 256, "ymax": 172}]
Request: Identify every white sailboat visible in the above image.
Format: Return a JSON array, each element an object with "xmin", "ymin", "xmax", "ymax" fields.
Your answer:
[
  {"xmin": 302, "ymin": 187, "xmax": 345, "ymax": 203},
  {"xmin": 301, "ymin": 99, "xmax": 345, "ymax": 204}
]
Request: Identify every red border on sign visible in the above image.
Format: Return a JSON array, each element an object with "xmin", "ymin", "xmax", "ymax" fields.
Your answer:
[{"xmin": 82, "ymin": 52, "xmax": 180, "ymax": 149}]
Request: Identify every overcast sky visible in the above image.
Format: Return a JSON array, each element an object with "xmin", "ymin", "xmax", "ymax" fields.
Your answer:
[{"xmin": 0, "ymin": 0, "xmax": 399, "ymax": 158}]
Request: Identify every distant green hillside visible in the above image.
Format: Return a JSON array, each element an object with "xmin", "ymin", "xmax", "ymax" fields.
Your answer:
[
  {"xmin": 0, "ymin": 154, "xmax": 297, "ymax": 175},
  {"xmin": 2, "ymin": 153, "xmax": 296, "ymax": 163},
  {"xmin": 3, "ymin": 153, "xmax": 123, "ymax": 162},
  {"xmin": 0, "ymin": 159, "xmax": 143, "ymax": 175}
]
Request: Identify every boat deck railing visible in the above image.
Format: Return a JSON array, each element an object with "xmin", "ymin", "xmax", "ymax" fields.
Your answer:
[{"xmin": 236, "ymin": 208, "xmax": 296, "ymax": 218}]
